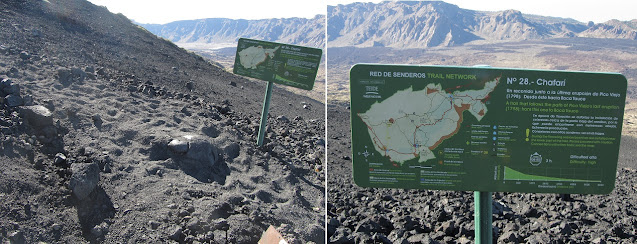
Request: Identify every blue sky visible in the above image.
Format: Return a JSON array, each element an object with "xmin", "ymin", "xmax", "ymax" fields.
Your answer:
[{"xmin": 87, "ymin": 0, "xmax": 635, "ymax": 24}]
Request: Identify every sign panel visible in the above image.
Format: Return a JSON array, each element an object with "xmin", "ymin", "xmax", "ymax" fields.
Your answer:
[
  {"xmin": 350, "ymin": 64, "xmax": 627, "ymax": 194},
  {"xmin": 233, "ymin": 38, "xmax": 322, "ymax": 90}
]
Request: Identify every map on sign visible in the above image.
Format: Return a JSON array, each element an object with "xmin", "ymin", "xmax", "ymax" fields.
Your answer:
[
  {"xmin": 237, "ymin": 45, "xmax": 279, "ymax": 69},
  {"xmin": 359, "ymin": 78, "xmax": 499, "ymax": 164},
  {"xmin": 350, "ymin": 64, "xmax": 627, "ymax": 194},
  {"xmin": 233, "ymin": 38, "xmax": 322, "ymax": 90}
]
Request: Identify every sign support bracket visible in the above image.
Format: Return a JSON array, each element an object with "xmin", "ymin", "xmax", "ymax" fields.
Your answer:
[
  {"xmin": 474, "ymin": 191, "xmax": 493, "ymax": 244},
  {"xmin": 257, "ymin": 81, "xmax": 274, "ymax": 146}
]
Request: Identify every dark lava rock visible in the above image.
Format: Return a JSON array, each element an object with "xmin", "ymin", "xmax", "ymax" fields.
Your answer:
[
  {"xmin": 91, "ymin": 114, "xmax": 102, "ymax": 128},
  {"xmin": 276, "ymin": 115, "xmax": 289, "ymax": 123},
  {"xmin": 5, "ymin": 94, "xmax": 23, "ymax": 107},
  {"xmin": 186, "ymin": 217, "xmax": 202, "ymax": 232},
  {"xmin": 327, "ymin": 217, "xmax": 340, "ymax": 237},
  {"xmin": 526, "ymin": 233, "xmax": 550, "ymax": 244},
  {"xmin": 0, "ymin": 78, "xmax": 19, "ymax": 96},
  {"xmin": 212, "ymin": 218, "xmax": 229, "ymax": 231},
  {"xmin": 69, "ymin": 162, "xmax": 100, "ymax": 200},
  {"xmin": 19, "ymin": 51, "xmax": 30, "ymax": 60},
  {"xmin": 372, "ymin": 232, "xmax": 392, "ymax": 243},
  {"xmin": 498, "ymin": 231, "xmax": 518, "ymax": 243},
  {"xmin": 406, "ymin": 233, "xmax": 438, "ymax": 244},
  {"xmin": 20, "ymin": 105, "xmax": 53, "ymax": 127},
  {"xmin": 53, "ymin": 153, "xmax": 67, "ymax": 166},
  {"xmin": 149, "ymin": 220, "xmax": 160, "ymax": 230},
  {"xmin": 8, "ymin": 230, "xmax": 26, "ymax": 244},
  {"xmin": 223, "ymin": 142, "xmax": 240, "ymax": 159},
  {"xmin": 330, "ymin": 227, "xmax": 353, "ymax": 244},
  {"xmin": 354, "ymin": 217, "xmax": 382, "ymax": 233},
  {"xmin": 168, "ymin": 225, "xmax": 183, "ymax": 241}
]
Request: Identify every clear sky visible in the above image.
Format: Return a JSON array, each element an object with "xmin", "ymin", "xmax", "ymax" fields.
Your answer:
[
  {"xmin": 87, "ymin": 0, "xmax": 327, "ymax": 24},
  {"xmin": 327, "ymin": 0, "xmax": 636, "ymax": 24},
  {"xmin": 88, "ymin": 0, "xmax": 635, "ymax": 24}
]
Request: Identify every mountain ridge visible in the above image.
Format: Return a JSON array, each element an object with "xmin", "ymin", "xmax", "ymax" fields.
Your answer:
[
  {"xmin": 327, "ymin": 1, "xmax": 637, "ymax": 48},
  {"xmin": 141, "ymin": 15, "xmax": 326, "ymax": 48}
]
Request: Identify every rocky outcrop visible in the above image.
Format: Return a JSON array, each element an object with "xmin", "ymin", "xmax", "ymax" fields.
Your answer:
[
  {"xmin": 579, "ymin": 19, "xmax": 637, "ymax": 40},
  {"xmin": 328, "ymin": 1, "xmax": 480, "ymax": 48}
]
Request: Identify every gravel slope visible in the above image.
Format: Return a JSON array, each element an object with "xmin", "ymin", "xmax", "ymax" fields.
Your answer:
[{"xmin": 0, "ymin": 0, "xmax": 325, "ymax": 243}]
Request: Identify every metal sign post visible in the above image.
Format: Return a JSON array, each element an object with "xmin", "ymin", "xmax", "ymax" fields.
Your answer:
[
  {"xmin": 232, "ymin": 38, "xmax": 322, "ymax": 146},
  {"xmin": 474, "ymin": 191, "xmax": 493, "ymax": 244},
  {"xmin": 257, "ymin": 81, "xmax": 274, "ymax": 146}
]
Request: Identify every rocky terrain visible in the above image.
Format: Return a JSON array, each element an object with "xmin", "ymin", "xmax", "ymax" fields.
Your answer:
[
  {"xmin": 327, "ymin": 1, "xmax": 637, "ymax": 48},
  {"xmin": 140, "ymin": 16, "xmax": 325, "ymax": 50},
  {"xmin": 0, "ymin": 0, "xmax": 325, "ymax": 243}
]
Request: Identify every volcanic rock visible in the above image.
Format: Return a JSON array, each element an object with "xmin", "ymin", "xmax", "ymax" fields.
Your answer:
[
  {"xmin": 182, "ymin": 135, "xmax": 219, "ymax": 165},
  {"xmin": 223, "ymin": 142, "xmax": 240, "ymax": 159},
  {"xmin": 69, "ymin": 162, "xmax": 100, "ymax": 200},
  {"xmin": 19, "ymin": 51, "xmax": 30, "ymax": 60},
  {"xmin": 169, "ymin": 225, "xmax": 183, "ymax": 241},
  {"xmin": 498, "ymin": 231, "xmax": 518, "ymax": 243},
  {"xmin": 5, "ymin": 94, "xmax": 23, "ymax": 107},
  {"xmin": 330, "ymin": 227, "xmax": 353, "ymax": 244},
  {"xmin": 20, "ymin": 105, "xmax": 53, "ymax": 127},
  {"xmin": 168, "ymin": 139, "xmax": 189, "ymax": 154},
  {"xmin": 8, "ymin": 230, "xmax": 26, "ymax": 244},
  {"xmin": 53, "ymin": 153, "xmax": 67, "ymax": 166}
]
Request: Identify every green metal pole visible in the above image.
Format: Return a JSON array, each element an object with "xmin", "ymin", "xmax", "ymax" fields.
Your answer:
[
  {"xmin": 474, "ymin": 191, "xmax": 493, "ymax": 244},
  {"xmin": 257, "ymin": 81, "xmax": 274, "ymax": 146}
]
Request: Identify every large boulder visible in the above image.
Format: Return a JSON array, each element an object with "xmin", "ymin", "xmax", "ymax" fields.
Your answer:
[
  {"xmin": 20, "ymin": 105, "xmax": 53, "ymax": 127},
  {"xmin": 182, "ymin": 135, "xmax": 219, "ymax": 166},
  {"xmin": 167, "ymin": 135, "xmax": 221, "ymax": 182},
  {"xmin": 57, "ymin": 67, "xmax": 87, "ymax": 86},
  {"xmin": 69, "ymin": 162, "xmax": 100, "ymax": 200}
]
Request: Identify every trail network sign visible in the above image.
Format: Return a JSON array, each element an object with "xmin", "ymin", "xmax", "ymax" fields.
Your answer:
[
  {"xmin": 232, "ymin": 38, "xmax": 322, "ymax": 146},
  {"xmin": 233, "ymin": 38, "xmax": 322, "ymax": 90},
  {"xmin": 350, "ymin": 64, "xmax": 627, "ymax": 194}
]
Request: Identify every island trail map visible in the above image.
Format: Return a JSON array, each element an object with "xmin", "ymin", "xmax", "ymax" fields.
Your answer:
[
  {"xmin": 233, "ymin": 38, "xmax": 322, "ymax": 90},
  {"xmin": 350, "ymin": 65, "xmax": 627, "ymax": 194}
]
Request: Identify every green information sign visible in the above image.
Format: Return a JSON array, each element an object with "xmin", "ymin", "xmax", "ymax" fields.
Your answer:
[
  {"xmin": 233, "ymin": 38, "xmax": 322, "ymax": 90},
  {"xmin": 350, "ymin": 64, "xmax": 627, "ymax": 194}
]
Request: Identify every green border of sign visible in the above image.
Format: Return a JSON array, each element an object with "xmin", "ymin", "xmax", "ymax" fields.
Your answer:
[
  {"xmin": 350, "ymin": 64, "xmax": 627, "ymax": 194},
  {"xmin": 233, "ymin": 38, "xmax": 322, "ymax": 90}
]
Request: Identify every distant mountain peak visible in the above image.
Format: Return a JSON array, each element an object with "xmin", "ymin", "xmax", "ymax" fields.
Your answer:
[{"xmin": 328, "ymin": 1, "xmax": 637, "ymax": 48}]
